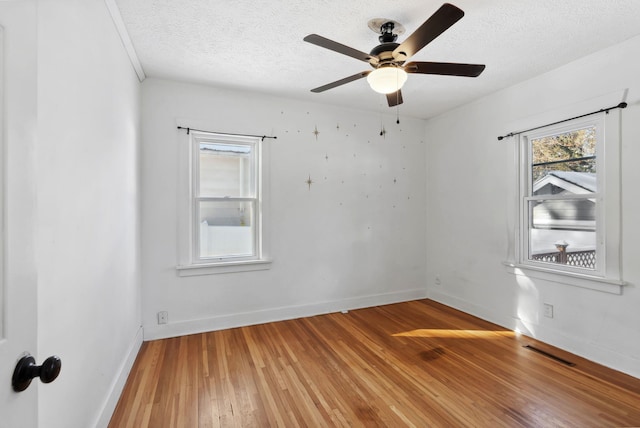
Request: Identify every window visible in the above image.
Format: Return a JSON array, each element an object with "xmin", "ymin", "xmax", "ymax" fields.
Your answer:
[
  {"xmin": 177, "ymin": 130, "xmax": 270, "ymax": 275},
  {"xmin": 523, "ymin": 120, "xmax": 599, "ymax": 273},
  {"xmin": 513, "ymin": 112, "xmax": 622, "ymax": 291}
]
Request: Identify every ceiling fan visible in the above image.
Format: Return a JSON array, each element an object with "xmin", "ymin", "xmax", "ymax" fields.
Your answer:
[{"xmin": 303, "ymin": 3, "xmax": 485, "ymax": 107}]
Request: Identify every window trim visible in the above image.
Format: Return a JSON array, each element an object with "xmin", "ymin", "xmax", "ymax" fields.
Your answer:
[
  {"xmin": 505, "ymin": 109, "xmax": 623, "ymax": 293},
  {"xmin": 176, "ymin": 129, "xmax": 271, "ymax": 276}
]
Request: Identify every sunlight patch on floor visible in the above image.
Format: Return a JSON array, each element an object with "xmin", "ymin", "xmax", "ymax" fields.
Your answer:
[{"xmin": 392, "ymin": 329, "xmax": 515, "ymax": 339}]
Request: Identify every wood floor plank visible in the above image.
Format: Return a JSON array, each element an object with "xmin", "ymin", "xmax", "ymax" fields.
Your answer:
[{"xmin": 108, "ymin": 300, "xmax": 640, "ymax": 427}]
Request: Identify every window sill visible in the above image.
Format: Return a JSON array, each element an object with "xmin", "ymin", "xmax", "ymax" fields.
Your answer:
[
  {"xmin": 176, "ymin": 259, "xmax": 272, "ymax": 277},
  {"xmin": 502, "ymin": 261, "xmax": 624, "ymax": 295}
]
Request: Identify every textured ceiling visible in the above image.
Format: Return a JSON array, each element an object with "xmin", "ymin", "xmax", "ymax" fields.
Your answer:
[{"xmin": 114, "ymin": 0, "xmax": 640, "ymax": 119}]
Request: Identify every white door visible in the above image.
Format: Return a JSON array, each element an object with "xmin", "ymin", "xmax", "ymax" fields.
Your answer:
[{"xmin": 0, "ymin": 2, "xmax": 40, "ymax": 426}]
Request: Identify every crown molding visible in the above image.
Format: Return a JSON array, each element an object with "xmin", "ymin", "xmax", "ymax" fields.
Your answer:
[{"xmin": 104, "ymin": 0, "xmax": 146, "ymax": 82}]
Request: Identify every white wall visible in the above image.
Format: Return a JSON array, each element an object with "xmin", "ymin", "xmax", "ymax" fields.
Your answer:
[
  {"xmin": 425, "ymin": 35, "xmax": 640, "ymax": 378},
  {"xmin": 35, "ymin": 1, "xmax": 142, "ymax": 427},
  {"xmin": 141, "ymin": 78, "xmax": 427, "ymax": 339}
]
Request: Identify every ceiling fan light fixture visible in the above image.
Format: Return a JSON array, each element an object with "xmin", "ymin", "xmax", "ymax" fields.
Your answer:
[{"xmin": 367, "ymin": 66, "xmax": 408, "ymax": 94}]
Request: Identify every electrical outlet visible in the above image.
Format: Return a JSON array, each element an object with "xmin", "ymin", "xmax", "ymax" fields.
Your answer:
[
  {"xmin": 157, "ymin": 311, "xmax": 168, "ymax": 324},
  {"xmin": 543, "ymin": 303, "xmax": 554, "ymax": 319},
  {"xmin": 435, "ymin": 275, "xmax": 441, "ymax": 285}
]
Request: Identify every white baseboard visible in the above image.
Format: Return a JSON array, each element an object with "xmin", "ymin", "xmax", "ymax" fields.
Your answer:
[
  {"xmin": 144, "ymin": 288, "xmax": 428, "ymax": 341},
  {"xmin": 94, "ymin": 326, "xmax": 144, "ymax": 428},
  {"xmin": 428, "ymin": 289, "xmax": 640, "ymax": 379}
]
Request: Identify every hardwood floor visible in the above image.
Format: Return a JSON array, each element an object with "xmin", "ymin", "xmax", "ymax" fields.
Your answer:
[{"xmin": 108, "ymin": 300, "xmax": 640, "ymax": 427}]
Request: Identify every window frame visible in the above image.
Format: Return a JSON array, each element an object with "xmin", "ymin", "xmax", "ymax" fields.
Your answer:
[
  {"xmin": 507, "ymin": 110, "xmax": 624, "ymax": 293},
  {"xmin": 519, "ymin": 116, "xmax": 604, "ymax": 276},
  {"xmin": 176, "ymin": 130, "xmax": 271, "ymax": 276}
]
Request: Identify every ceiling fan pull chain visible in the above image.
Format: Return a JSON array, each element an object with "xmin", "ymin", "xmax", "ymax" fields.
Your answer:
[{"xmin": 396, "ymin": 73, "xmax": 400, "ymax": 124}]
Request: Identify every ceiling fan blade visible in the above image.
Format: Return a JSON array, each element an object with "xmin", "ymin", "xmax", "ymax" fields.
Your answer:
[
  {"xmin": 405, "ymin": 61, "xmax": 485, "ymax": 77},
  {"xmin": 304, "ymin": 34, "xmax": 377, "ymax": 64},
  {"xmin": 310, "ymin": 71, "xmax": 371, "ymax": 93},
  {"xmin": 386, "ymin": 90, "xmax": 403, "ymax": 107},
  {"xmin": 393, "ymin": 3, "xmax": 464, "ymax": 60}
]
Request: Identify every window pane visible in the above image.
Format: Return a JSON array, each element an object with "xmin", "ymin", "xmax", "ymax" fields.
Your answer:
[
  {"xmin": 199, "ymin": 142, "xmax": 254, "ymax": 198},
  {"xmin": 528, "ymin": 199, "xmax": 596, "ymax": 270},
  {"xmin": 531, "ymin": 127, "xmax": 596, "ymax": 189},
  {"xmin": 198, "ymin": 200, "xmax": 255, "ymax": 258}
]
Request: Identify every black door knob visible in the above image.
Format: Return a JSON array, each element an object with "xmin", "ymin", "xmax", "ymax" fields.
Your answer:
[{"xmin": 12, "ymin": 354, "xmax": 62, "ymax": 392}]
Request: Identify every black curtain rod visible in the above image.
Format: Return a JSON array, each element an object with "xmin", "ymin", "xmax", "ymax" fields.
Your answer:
[
  {"xmin": 177, "ymin": 126, "xmax": 277, "ymax": 141},
  {"xmin": 497, "ymin": 102, "xmax": 627, "ymax": 141}
]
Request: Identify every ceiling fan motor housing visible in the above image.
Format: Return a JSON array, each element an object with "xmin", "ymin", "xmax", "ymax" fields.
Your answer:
[{"xmin": 369, "ymin": 42, "xmax": 401, "ymax": 67}]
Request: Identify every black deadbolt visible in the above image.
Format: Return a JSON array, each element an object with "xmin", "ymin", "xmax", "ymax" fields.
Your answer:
[{"xmin": 12, "ymin": 354, "xmax": 62, "ymax": 392}]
